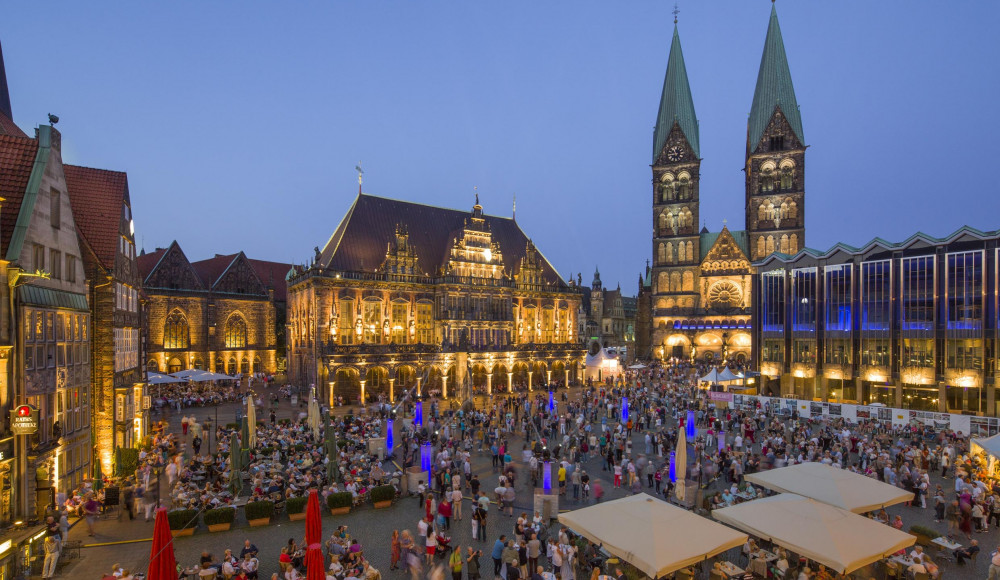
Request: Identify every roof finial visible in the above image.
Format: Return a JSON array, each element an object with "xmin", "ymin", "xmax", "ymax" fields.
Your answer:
[
  {"xmin": 672, "ymin": 3, "xmax": 679, "ymax": 24},
  {"xmin": 722, "ymin": 218, "xmax": 728, "ymax": 227},
  {"xmin": 474, "ymin": 185, "xmax": 479, "ymax": 206},
  {"xmin": 355, "ymin": 161, "xmax": 364, "ymax": 195},
  {"xmin": 512, "ymin": 192, "xmax": 516, "ymax": 221}
]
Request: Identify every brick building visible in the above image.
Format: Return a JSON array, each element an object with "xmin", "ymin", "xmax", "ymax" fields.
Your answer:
[
  {"xmin": 65, "ymin": 165, "xmax": 148, "ymax": 475},
  {"xmin": 286, "ymin": 193, "xmax": 585, "ymax": 404},
  {"xmin": 138, "ymin": 242, "xmax": 289, "ymax": 377}
]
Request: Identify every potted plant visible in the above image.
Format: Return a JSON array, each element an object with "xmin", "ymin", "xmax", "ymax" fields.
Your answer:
[
  {"xmin": 370, "ymin": 485, "xmax": 395, "ymax": 509},
  {"xmin": 167, "ymin": 509, "xmax": 199, "ymax": 537},
  {"xmin": 204, "ymin": 507, "xmax": 236, "ymax": 532},
  {"xmin": 286, "ymin": 496, "xmax": 308, "ymax": 521},
  {"xmin": 245, "ymin": 500, "xmax": 274, "ymax": 527},
  {"xmin": 327, "ymin": 491, "xmax": 353, "ymax": 515},
  {"xmin": 908, "ymin": 524, "xmax": 938, "ymax": 546}
]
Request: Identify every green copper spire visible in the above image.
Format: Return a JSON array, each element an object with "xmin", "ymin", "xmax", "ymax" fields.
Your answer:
[
  {"xmin": 748, "ymin": 4, "xmax": 804, "ymax": 150},
  {"xmin": 652, "ymin": 25, "xmax": 699, "ymax": 162}
]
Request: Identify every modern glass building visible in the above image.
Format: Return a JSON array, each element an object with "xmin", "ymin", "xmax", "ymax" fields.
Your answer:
[{"xmin": 752, "ymin": 227, "xmax": 1000, "ymax": 415}]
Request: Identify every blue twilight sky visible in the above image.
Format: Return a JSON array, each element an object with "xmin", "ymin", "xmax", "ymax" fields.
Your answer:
[{"xmin": 2, "ymin": 2, "xmax": 998, "ymax": 292}]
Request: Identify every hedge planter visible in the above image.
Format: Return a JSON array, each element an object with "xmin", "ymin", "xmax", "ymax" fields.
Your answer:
[
  {"xmin": 204, "ymin": 507, "xmax": 236, "ymax": 533},
  {"xmin": 245, "ymin": 500, "xmax": 274, "ymax": 527},
  {"xmin": 371, "ymin": 485, "xmax": 395, "ymax": 509},
  {"xmin": 327, "ymin": 492, "xmax": 353, "ymax": 516},
  {"xmin": 167, "ymin": 509, "xmax": 199, "ymax": 538},
  {"xmin": 287, "ymin": 496, "xmax": 308, "ymax": 521}
]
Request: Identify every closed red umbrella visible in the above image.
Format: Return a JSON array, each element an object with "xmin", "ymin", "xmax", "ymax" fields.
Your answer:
[
  {"xmin": 147, "ymin": 508, "xmax": 177, "ymax": 580},
  {"xmin": 306, "ymin": 489, "xmax": 322, "ymax": 546},
  {"xmin": 306, "ymin": 543, "xmax": 326, "ymax": 580}
]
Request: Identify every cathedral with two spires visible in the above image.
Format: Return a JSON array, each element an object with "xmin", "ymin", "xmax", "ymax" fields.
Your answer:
[{"xmin": 636, "ymin": 4, "xmax": 806, "ymax": 364}]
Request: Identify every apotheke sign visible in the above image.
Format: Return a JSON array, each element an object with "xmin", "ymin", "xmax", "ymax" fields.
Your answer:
[{"xmin": 10, "ymin": 404, "xmax": 39, "ymax": 435}]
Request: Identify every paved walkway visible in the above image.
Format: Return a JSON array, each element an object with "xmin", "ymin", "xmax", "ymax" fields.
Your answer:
[{"xmin": 49, "ymin": 386, "xmax": 996, "ymax": 579}]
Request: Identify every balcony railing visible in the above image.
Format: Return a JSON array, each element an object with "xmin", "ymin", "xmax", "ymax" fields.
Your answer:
[{"xmin": 322, "ymin": 341, "xmax": 583, "ymax": 356}]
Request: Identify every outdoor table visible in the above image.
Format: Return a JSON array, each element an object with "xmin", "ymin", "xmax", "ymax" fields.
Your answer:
[
  {"xmin": 932, "ymin": 537, "xmax": 961, "ymax": 551},
  {"xmin": 718, "ymin": 562, "xmax": 744, "ymax": 578},
  {"xmin": 888, "ymin": 554, "xmax": 915, "ymax": 568},
  {"xmin": 180, "ymin": 567, "xmax": 202, "ymax": 579},
  {"xmin": 750, "ymin": 550, "xmax": 777, "ymax": 562},
  {"xmin": 735, "ymin": 492, "xmax": 754, "ymax": 502}
]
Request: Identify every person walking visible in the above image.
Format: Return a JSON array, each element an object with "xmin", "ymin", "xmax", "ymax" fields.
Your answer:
[
  {"xmin": 41, "ymin": 535, "xmax": 59, "ymax": 579},
  {"xmin": 391, "ymin": 530, "xmax": 402, "ymax": 571},
  {"xmin": 449, "ymin": 544, "xmax": 464, "ymax": 580}
]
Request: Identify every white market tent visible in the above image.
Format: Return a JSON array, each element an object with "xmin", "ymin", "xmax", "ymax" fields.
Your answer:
[
  {"xmin": 558, "ymin": 494, "xmax": 747, "ymax": 578},
  {"xmin": 743, "ymin": 462, "xmax": 912, "ymax": 514},
  {"xmin": 971, "ymin": 433, "xmax": 1000, "ymax": 473},
  {"xmin": 699, "ymin": 368, "xmax": 721, "ymax": 383},
  {"xmin": 148, "ymin": 372, "xmax": 185, "ymax": 385},
  {"xmin": 712, "ymin": 494, "xmax": 915, "ymax": 574},
  {"xmin": 585, "ymin": 348, "xmax": 620, "ymax": 380},
  {"xmin": 717, "ymin": 367, "xmax": 743, "ymax": 382}
]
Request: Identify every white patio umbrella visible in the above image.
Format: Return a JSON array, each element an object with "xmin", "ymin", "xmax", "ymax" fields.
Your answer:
[
  {"xmin": 246, "ymin": 395, "xmax": 257, "ymax": 448},
  {"xmin": 628, "ymin": 363, "xmax": 646, "ymax": 369},
  {"xmin": 148, "ymin": 372, "xmax": 184, "ymax": 385},
  {"xmin": 170, "ymin": 369, "xmax": 206, "ymax": 379},
  {"xmin": 186, "ymin": 370, "xmax": 237, "ymax": 382}
]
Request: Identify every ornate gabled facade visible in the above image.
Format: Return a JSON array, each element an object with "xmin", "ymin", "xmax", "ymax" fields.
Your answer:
[
  {"xmin": 580, "ymin": 268, "xmax": 636, "ymax": 357},
  {"xmin": 638, "ymin": 7, "xmax": 805, "ymax": 365},
  {"xmin": 138, "ymin": 242, "xmax": 290, "ymax": 377},
  {"xmin": 286, "ymin": 193, "xmax": 585, "ymax": 405},
  {"xmin": 65, "ymin": 164, "xmax": 148, "ymax": 477}
]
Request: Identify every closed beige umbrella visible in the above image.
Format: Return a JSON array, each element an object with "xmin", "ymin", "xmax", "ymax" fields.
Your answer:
[
  {"xmin": 674, "ymin": 423, "xmax": 687, "ymax": 503},
  {"xmin": 558, "ymin": 494, "xmax": 746, "ymax": 578},
  {"xmin": 246, "ymin": 394, "xmax": 257, "ymax": 448}
]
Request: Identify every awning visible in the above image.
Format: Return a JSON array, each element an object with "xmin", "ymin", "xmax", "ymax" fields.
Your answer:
[
  {"xmin": 712, "ymin": 494, "xmax": 915, "ymax": 574},
  {"xmin": 558, "ymin": 494, "xmax": 747, "ymax": 578},
  {"xmin": 972, "ymin": 433, "xmax": 1000, "ymax": 460},
  {"xmin": 743, "ymin": 462, "xmax": 912, "ymax": 514}
]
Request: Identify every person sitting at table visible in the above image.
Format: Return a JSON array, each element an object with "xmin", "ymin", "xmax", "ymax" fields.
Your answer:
[
  {"xmin": 874, "ymin": 509, "xmax": 889, "ymax": 524},
  {"xmin": 921, "ymin": 556, "xmax": 940, "ymax": 579},
  {"xmin": 200, "ymin": 551, "xmax": 220, "ymax": 574},
  {"xmin": 906, "ymin": 557, "xmax": 927, "ymax": 576},
  {"xmin": 908, "ymin": 546, "xmax": 924, "ymax": 561},
  {"xmin": 743, "ymin": 485, "xmax": 757, "ymax": 499},
  {"xmin": 954, "ymin": 538, "xmax": 979, "ymax": 565},
  {"xmin": 721, "ymin": 489, "xmax": 735, "ymax": 505},
  {"xmin": 771, "ymin": 550, "xmax": 789, "ymax": 578}
]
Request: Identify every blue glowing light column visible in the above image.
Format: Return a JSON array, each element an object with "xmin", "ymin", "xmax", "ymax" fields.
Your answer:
[
  {"xmin": 548, "ymin": 391, "xmax": 555, "ymax": 412},
  {"xmin": 421, "ymin": 442, "xmax": 432, "ymax": 473},
  {"xmin": 414, "ymin": 402, "xmax": 423, "ymax": 428},
  {"xmin": 621, "ymin": 397, "xmax": 629, "ymax": 422},
  {"xmin": 669, "ymin": 451, "xmax": 677, "ymax": 483},
  {"xmin": 386, "ymin": 419, "xmax": 394, "ymax": 456},
  {"xmin": 685, "ymin": 410, "xmax": 696, "ymax": 439},
  {"xmin": 543, "ymin": 461, "xmax": 552, "ymax": 494},
  {"xmin": 718, "ymin": 430, "xmax": 725, "ymax": 452}
]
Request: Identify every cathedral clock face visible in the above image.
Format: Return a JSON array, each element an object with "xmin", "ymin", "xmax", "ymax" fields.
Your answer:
[{"xmin": 666, "ymin": 146, "xmax": 684, "ymax": 162}]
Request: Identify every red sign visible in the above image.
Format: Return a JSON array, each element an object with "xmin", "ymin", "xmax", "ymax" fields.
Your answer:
[{"xmin": 15, "ymin": 405, "xmax": 31, "ymax": 417}]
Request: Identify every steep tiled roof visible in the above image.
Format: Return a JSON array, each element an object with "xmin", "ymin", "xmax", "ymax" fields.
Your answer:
[
  {"xmin": 0, "ymin": 113, "xmax": 25, "ymax": 138},
  {"xmin": 64, "ymin": 165, "xmax": 128, "ymax": 270},
  {"xmin": 191, "ymin": 253, "xmax": 235, "ymax": 288},
  {"xmin": 748, "ymin": 5, "xmax": 804, "ymax": 149},
  {"xmin": 699, "ymin": 229, "xmax": 750, "ymax": 262},
  {"xmin": 137, "ymin": 247, "xmax": 167, "ymax": 279},
  {"xmin": 248, "ymin": 258, "xmax": 292, "ymax": 302},
  {"xmin": 653, "ymin": 25, "xmax": 699, "ymax": 160},
  {"xmin": 0, "ymin": 133, "xmax": 39, "ymax": 257},
  {"xmin": 319, "ymin": 193, "xmax": 566, "ymax": 286}
]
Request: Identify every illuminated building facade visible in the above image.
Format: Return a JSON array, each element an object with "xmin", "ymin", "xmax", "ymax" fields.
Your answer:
[
  {"xmin": 286, "ymin": 193, "xmax": 585, "ymax": 403},
  {"xmin": 636, "ymin": 6, "xmax": 806, "ymax": 363},
  {"xmin": 138, "ymin": 242, "xmax": 289, "ymax": 377},
  {"xmin": 753, "ymin": 226, "xmax": 1000, "ymax": 416},
  {"xmin": 65, "ymin": 165, "xmax": 148, "ymax": 477}
]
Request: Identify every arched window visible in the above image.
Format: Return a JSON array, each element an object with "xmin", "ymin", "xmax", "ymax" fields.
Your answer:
[
  {"xmin": 682, "ymin": 271, "xmax": 694, "ymax": 292},
  {"xmin": 227, "ymin": 357, "xmax": 238, "ymax": 376},
  {"xmin": 147, "ymin": 360, "xmax": 159, "ymax": 372},
  {"xmin": 757, "ymin": 236, "xmax": 766, "ymax": 257},
  {"xmin": 225, "ymin": 315, "xmax": 248, "ymax": 348},
  {"xmin": 758, "ymin": 204, "xmax": 767, "ymax": 222},
  {"xmin": 658, "ymin": 211, "xmax": 668, "ymax": 233},
  {"xmin": 779, "ymin": 234, "xmax": 790, "ymax": 254},
  {"xmin": 163, "ymin": 311, "xmax": 189, "ymax": 349},
  {"xmin": 760, "ymin": 167, "xmax": 775, "ymax": 192},
  {"xmin": 686, "ymin": 241, "xmax": 693, "ymax": 261},
  {"xmin": 659, "ymin": 173, "xmax": 674, "ymax": 202},
  {"xmin": 657, "ymin": 272, "xmax": 668, "ymax": 293},
  {"xmin": 670, "ymin": 272, "xmax": 681, "ymax": 292},
  {"xmin": 787, "ymin": 200, "xmax": 798, "ymax": 219},
  {"xmin": 665, "ymin": 242, "xmax": 674, "ymax": 264},
  {"xmin": 790, "ymin": 233, "xmax": 799, "ymax": 254},
  {"xmin": 780, "ymin": 201, "xmax": 789, "ymax": 220},
  {"xmin": 780, "ymin": 165, "xmax": 794, "ymax": 190},
  {"xmin": 678, "ymin": 242, "xmax": 687, "ymax": 262},
  {"xmin": 657, "ymin": 243, "xmax": 666, "ymax": 264},
  {"xmin": 253, "ymin": 356, "xmax": 262, "ymax": 373},
  {"xmin": 766, "ymin": 236, "xmax": 775, "ymax": 255},
  {"xmin": 678, "ymin": 177, "xmax": 690, "ymax": 199}
]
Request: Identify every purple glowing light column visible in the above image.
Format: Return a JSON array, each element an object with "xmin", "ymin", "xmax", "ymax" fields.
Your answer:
[
  {"xmin": 420, "ymin": 441, "xmax": 432, "ymax": 473},
  {"xmin": 669, "ymin": 451, "xmax": 676, "ymax": 483},
  {"xmin": 718, "ymin": 430, "xmax": 725, "ymax": 452},
  {"xmin": 386, "ymin": 419, "xmax": 394, "ymax": 455},
  {"xmin": 685, "ymin": 410, "xmax": 696, "ymax": 439},
  {"xmin": 548, "ymin": 391, "xmax": 555, "ymax": 412},
  {"xmin": 543, "ymin": 461, "xmax": 552, "ymax": 494},
  {"xmin": 621, "ymin": 397, "xmax": 629, "ymax": 422},
  {"xmin": 414, "ymin": 401, "xmax": 423, "ymax": 428}
]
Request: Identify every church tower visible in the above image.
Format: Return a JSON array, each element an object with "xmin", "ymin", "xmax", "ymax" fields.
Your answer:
[
  {"xmin": 745, "ymin": 4, "xmax": 806, "ymax": 261},
  {"xmin": 651, "ymin": 22, "xmax": 701, "ymax": 333}
]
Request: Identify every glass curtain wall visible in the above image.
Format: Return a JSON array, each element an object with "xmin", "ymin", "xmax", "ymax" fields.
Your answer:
[
  {"xmin": 861, "ymin": 260, "xmax": 893, "ymax": 404},
  {"xmin": 945, "ymin": 251, "xmax": 984, "ymax": 413}
]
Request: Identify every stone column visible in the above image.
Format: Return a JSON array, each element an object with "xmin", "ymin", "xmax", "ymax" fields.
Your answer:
[
  {"xmin": 388, "ymin": 378, "xmax": 395, "ymax": 403},
  {"xmin": 564, "ymin": 368, "xmax": 570, "ymax": 388},
  {"xmin": 528, "ymin": 371, "xmax": 533, "ymax": 391},
  {"xmin": 442, "ymin": 376, "xmax": 448, "ymax": 400},
  {"xmin": 507, "ymin": 372, "xmax": 513, "ymax": 393},
  {"xmin": 416, "ymin": 377, "xmax": 422, "ymax": 397},
  {"xmin": 360, "ymin": 380, "xmax": 366, "ymax": 405},
  {"xmin": 546, "ymin": 370, "xmax": 552, "ymax": 388},
  {"xmin": 487, "ymin": 373, "xmax": 493, "ymax": 396},
  {"xmin": 938, "ymin": 381, "xmax": 947, "ymax": 413}
]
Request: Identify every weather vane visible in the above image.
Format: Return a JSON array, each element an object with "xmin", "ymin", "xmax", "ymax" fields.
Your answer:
[
  {"xmin": 355, "ymin": 161, "xmax": 364, "ymax": 185},
  {"xmin": 673, "ymin": 4, "xmax": 679, "ymax": 24},
  {"xmin": 474, "ymin": 185, "xmax": 479, "ymax": 205}
]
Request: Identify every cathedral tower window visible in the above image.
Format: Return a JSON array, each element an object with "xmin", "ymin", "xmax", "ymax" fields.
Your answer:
[
  {"xmin": 757, "ymin": 236, "xmax": 766, "ymax": 257},
  {"xmin": 677, "ymin": 174, "xmax": 691, "ymax": 200},
  {"xmin": 682, "ymin": 271, "xmax": 694, "ymax": 292},
  {"xmin": 766, "ymin": 236, "xmax": 775, "ymax": 255},
  {"xmin": 164, "ymin": 311, "xmax": 189, "ymax": 350},
  {"xmin": 678, "ymin": 242, "xmax": 687, "ymax": 262},
  {"xmin": 790, "ymin": 233, "xmax": 799, "ymax": 254},
  {"xmin": 780, "ymin": 165, "xmax": 794, "ymax": 190},
  {"xmin": 760, "ymin": 167, "xmax": 775, "ymax": 193},
  {"xmin": 670, "ymin": 272, "xmax": 681, "ymax": 292},
  {"xmin": 779, "ymin": 234, "xmax": 790, "ymax": 254}
]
